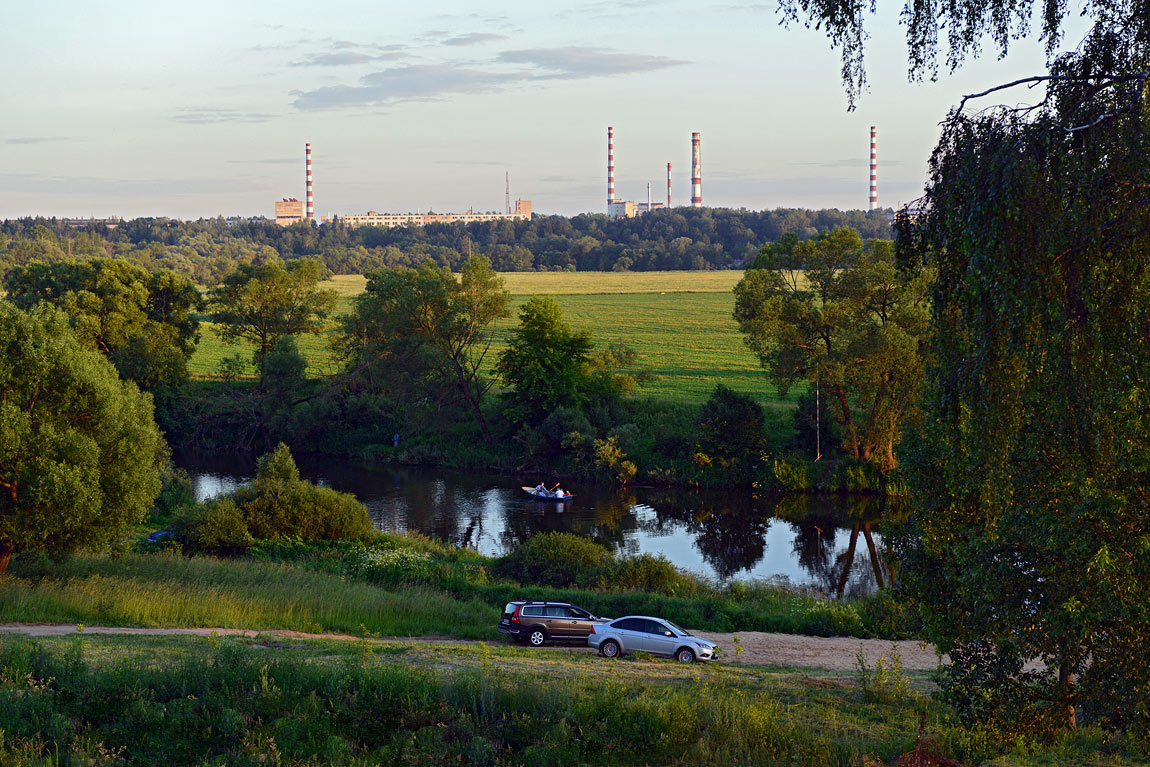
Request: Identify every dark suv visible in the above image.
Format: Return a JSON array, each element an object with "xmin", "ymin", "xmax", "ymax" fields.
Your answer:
[{"xmin": 498, "ymin": 601, "xmax": 605, "ymax": 647}]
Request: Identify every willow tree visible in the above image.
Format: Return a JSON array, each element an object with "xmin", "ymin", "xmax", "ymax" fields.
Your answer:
[{"xmin": 892, "ymin": 27, "xmax": 1150, "ymax": 737}]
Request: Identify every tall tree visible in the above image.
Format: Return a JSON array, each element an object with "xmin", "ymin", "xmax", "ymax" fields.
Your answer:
[
  {"xmin": 3, "ymin": 259, "xmax": 201, "ymax": 390},
  {"xmin": 733, "ymin": 228, "xmax": 931, "ymax": 471},
  {"xmin": 0, "ymin": 302, "xmax": 163, "ymax": 574},
  {"xmin": 209, "ymin": 258, "xmax": 337, "ymax": 375},
  {"xmin": 496, "ymin": 296, "xmax": 594, "ymax": 426},
  {"xmin": 343, "ymin": 256, "xmax": 510, "ymax": 445},
  {"xmin": 894, "ymin": 25, "xmax": 1150, "ymax": 736}
]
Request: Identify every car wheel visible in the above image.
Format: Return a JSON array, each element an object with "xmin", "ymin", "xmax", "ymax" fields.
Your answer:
[
  {"xmin": 527, "ymin": 628, "xmax": 547, "ymax": 647},
  {"xmin": 600, "ymin": 640, "xmax": 620, "ymax": 658},
  {"xmin": 676, "ymin": 647, "xmax": 696, "ymax": 663}
]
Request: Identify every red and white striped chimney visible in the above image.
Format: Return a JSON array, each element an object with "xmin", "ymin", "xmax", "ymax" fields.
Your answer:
[
  {"xmin": 690, "ymin": 132, "xmax": 701, "ymax": 208},
  {"xmin": 869, "ymin": 126, "xmax": 877, "ymax": 211},
  {"xmin": 305, "ymin": 143, "xmax": 314, "ymax": 220},
  {"xmin": 607, "ymin": 126, "xmax": 616, "ymax": 209},
  {"xmin": 666, "ymin": 162, "xmax": 672, "ymax": 208}
]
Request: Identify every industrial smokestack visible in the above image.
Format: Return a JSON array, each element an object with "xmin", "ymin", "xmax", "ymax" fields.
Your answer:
[
  {"xmin": 305, "ymin": 143, "xmax": 314, "ymax": 220},
  {"xmin": 607, "ymin": 126, "xmax": 616, "ymax": 209},
  {"xmin": 647, "ymin": 182, "xmax": 651, "ymax": 211},
  {"xmin": 869, "ymin": 126, "xmax": 877, "ymax": 211},
  {"xmin": 691, "ymin": 132, "xmax": 701, "ymax": 207},
  {"xmin": 666, "ymin": 162, "xmax": 672, "ymax": 208}
]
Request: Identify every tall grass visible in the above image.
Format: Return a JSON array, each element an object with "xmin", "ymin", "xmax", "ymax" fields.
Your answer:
[
  {"xmin": 0, "ymin": 634, "xmax": 936, "ymax": 766},
  {"xmin": 0, "ymin": 553, "xmax": 498, "ymax": 639}
]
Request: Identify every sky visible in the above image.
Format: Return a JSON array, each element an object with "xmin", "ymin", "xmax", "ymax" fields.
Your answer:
[{"xmin": 0, "ymin": 1, "xmax": 1092, "ymax": 219}]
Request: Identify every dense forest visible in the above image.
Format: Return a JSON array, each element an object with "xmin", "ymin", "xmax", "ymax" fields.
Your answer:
[{"xmin": 0, "ymin": 207, "xmax": 892, "ymax": 283}]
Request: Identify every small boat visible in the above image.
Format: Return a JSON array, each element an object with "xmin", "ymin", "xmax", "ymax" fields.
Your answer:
[{"xmin": 522, "ymin": 486, "xmax": 574, "ymax": 502}]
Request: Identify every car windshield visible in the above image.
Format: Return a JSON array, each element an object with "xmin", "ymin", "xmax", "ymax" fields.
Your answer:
[{"xmin": 664, "ymin": 620, "xmax": 690, "ymax": 636}]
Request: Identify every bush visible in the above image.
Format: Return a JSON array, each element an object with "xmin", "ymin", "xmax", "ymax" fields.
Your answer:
[
  {"xmin": 237, "ymin": 444, "xmax": 372, "ymax": 542},
  {"xmin": 186, "ymin": 498, "xmax": 254, "ymax": 555},
  {"xmin": 537, "ymin": 406, "xmax": 594, "ymax": 454},
  {"xmin": 829, "ymin": 459, "xmax": 884, "ymax": 493},
  {"xmin": 497, "ymin": 532, "xmax": 613, "ymax": 587},
  {"xmin": 770, "ymin": 457, "xmax": 815, "ymax": 491},
  {"xmin": 180, "ymin": 444, "xmax": 372, "ymax": 553},
  {"xmin": 608, "ymin": 554, "xmax": 694, "ymax": 595}
]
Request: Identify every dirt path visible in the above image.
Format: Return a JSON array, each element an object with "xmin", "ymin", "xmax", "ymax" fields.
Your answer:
[{"xmin": 0, "ymin": 623, "xmax": 945, "ymax": 672}]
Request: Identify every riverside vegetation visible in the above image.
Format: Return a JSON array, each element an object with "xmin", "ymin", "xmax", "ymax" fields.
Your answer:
[{"xmin": 1, "ymin": 446, "xmax": 909, "ymax": 640}]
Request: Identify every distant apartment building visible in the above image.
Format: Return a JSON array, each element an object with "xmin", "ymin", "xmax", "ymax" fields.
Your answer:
[
  {"xmin": 62, "ymin": 216, "xmax": 124, "ymax": 229},
  {"xmin": 340, "ymin": 199, "xmax": 532, "ymax": 228},
  {"xmin": 275, "ymin": 198, "xmax": 305, "ymax": 226}
]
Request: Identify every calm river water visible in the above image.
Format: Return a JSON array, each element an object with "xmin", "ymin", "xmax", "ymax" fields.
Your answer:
[{"xmin": 175, "ymin": 451, "xmax": 898, "ymax": 596}]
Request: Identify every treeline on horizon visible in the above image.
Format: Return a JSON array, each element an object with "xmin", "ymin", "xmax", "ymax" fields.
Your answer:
[{"xmin": 0, "ymin": 206, "xmax": 892, "ymax": 283}]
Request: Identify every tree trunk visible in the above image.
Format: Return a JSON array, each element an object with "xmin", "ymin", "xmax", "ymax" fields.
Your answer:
[
  {"xmin": 1059, "ymin": 662, "xmax": 1077, "ymax": 729},
  {"xmin": 457, "ymin": 376, "xmax": 494, "ymax": 447},
  {"xmin": 0, "ymin": 540, "xmax": 12, "ymax": 576},
  {"xmin": 835, "ymin": 385, "xmax": 859, "ymax": 459}
]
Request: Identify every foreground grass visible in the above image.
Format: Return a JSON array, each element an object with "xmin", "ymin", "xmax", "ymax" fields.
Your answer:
[
  {"xmin": 188, "ymin": 270, "xmax": 790, "ymax": 404},
  {"xmin": 0, "ymin": 633, "xmax": 1142, "ymax": 767}
]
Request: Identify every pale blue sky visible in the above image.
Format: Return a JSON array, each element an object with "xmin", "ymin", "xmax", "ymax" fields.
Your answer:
[{"xmin": 0, "ymin": 1, "xmax": 1090, "ymax": 219}]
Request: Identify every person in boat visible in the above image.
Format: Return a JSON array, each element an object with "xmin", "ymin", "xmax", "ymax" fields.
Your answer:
[
  {"xmin": 551, "ymin": 483, "xmax": 564, "ymax": 499},
  {"xmin": 534, "ymin": 481, "xmax": 547, "ymax": 495}
]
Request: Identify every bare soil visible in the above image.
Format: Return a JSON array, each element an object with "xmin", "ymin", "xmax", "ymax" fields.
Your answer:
[{"xmin": 0, "ymin": 623, "xmax": 945, "ymax": 672}]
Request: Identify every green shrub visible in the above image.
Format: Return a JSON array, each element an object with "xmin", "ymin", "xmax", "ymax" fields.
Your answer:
[
  {"xmin": 497, "ymin": 532, "xmax": 613, "ymax": 587},
  {"xmin": 828, "ymin": 459, "xmax": 884, "ymax": 493},
  {"xmin": 186, "ymin": 499, "xmax": 254, "ymax": 555},
  {"xmin": 180, "ymin": 444, "xmax": 372, "ymax": 553},
  {"xmin": 608, "ymin": 554, "xmax": 695, "ymax": 595},
  {"xmin": 538, "ymin": 406, "xmax": 594, "ymax": 454},
  {"xmin": 770, "ymin": 457, "xmax": 815, "ymax": 491}
]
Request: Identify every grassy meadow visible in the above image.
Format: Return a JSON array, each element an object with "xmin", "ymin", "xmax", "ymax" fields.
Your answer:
[{"xmin": 188, "ymin": 270, "xmax": 793, "ymax": 405}]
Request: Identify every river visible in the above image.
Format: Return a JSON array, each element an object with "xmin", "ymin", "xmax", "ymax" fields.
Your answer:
[{"xmin": 175, "ymin": 450, "xmax": 899, "ymax": 597}]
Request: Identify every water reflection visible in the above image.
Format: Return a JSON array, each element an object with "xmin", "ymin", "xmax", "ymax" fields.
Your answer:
[{"xmin": 174, "ymin": 450, "xmax": 900, "ymax": 595}]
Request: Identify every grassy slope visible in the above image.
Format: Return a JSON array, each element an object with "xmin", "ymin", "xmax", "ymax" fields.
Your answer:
[
  {"xmin": 0, "ymin": 543, "xmax": 899, "ymax": 640},
  {"xmin": 188, "ymin": 270, "xmax": 795, "ymax": 405}
]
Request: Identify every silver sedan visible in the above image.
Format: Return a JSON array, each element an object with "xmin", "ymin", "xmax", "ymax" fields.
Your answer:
[{"xmin": 587, "ymin": 615, "xmax": 717, "ymax": 662}]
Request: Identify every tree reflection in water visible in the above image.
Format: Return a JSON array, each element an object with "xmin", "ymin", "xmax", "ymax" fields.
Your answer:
[{"xmin": 174, "ymin": 449, "xmax": 905, "ymax": 593}]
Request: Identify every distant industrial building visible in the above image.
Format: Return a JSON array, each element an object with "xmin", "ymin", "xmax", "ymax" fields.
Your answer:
[
  {"xmin": 606, "ymin": 126, "xmax": 692, "ymax": 219},
  {"xmin": 275, "ymin": 198, "xmax": 305, "ymax": 226},
  {"xmin": 340, "ymin": 199, "xmax": 532, "ymax": 228},
  {"xmin": 608, "ymin": 199, "xmax": 664, "ymax": 219}
]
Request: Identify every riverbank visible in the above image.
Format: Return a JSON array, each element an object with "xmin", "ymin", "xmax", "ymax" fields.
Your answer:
[{"xmin": 0, "ymin": 532, "xmax": 910, "ymax": 640}]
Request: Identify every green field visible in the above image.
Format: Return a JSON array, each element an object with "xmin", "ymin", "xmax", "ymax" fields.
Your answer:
[{"xmin": 189, "ymin": 271, "xmax": 792, "ymax": 405}]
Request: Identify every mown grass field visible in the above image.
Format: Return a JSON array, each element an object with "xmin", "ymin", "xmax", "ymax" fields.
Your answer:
[{"xmin": 188, "ymin": 271, "xmax": 793, "ymax": 405}]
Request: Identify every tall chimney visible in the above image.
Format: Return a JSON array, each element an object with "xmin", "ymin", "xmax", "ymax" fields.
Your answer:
[
  {"xmin": 607, "ymin": 126, "xmax": 616, "ymax": 209},
  {"xmin": 691, "ymin": 132, "xmax": 702, "ymax": 207},
  {"xmin": 666, "ymin": 162, "xmax": 672, "ymax": 208},
  {"xmin": 869, "ymin": 126, "xmax": 877, "ymax": 211},
  {"xmin": 305, "ymin": 143, "xmax": 314, "ymax": 220}
]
